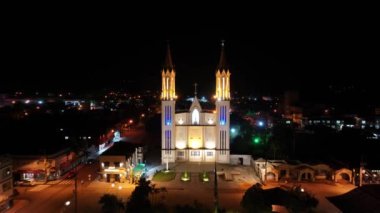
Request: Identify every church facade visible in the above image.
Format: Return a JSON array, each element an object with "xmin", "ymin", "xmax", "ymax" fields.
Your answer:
[{"xmin": 161, "ymin": 42, "xmax": 231, "ymax": 164}]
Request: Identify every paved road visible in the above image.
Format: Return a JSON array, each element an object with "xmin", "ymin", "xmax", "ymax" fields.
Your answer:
[{"xmin": 13, "ymin": 163, "xmax": 100, "ymax": 213}]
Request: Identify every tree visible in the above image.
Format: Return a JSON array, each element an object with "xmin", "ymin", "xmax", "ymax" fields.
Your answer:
[
  {"xmin": 241, "ymin": 183, "xmax": 272, "ymax": 213},
  {"xmin": 175, "ymin": 200, "xmax": 209, "ymax": 213},
  {"xmin": 126, "ymin": 177, "xmax": 166, "ymax": 213},
  {"xmin": 98, "ymin": 194, "xmax": 124, "ymax": 213},
  {"xmin": 286, "ymin": 185, "xmax": 318, "ymax": 212}
]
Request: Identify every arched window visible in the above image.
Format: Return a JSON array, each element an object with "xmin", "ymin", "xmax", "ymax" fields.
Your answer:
[{"xmin": 192, "ymin": 108, "xmax": 200, "ymax": 124}]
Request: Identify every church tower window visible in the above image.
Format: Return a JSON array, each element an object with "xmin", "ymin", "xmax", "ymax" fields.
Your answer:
[{"xmin": 192, "ymin": 108, "xmax": 200, "ymax": 125}]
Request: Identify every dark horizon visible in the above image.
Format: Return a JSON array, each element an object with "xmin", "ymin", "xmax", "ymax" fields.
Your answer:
[{"xmin": 2, "ymin": 19, "xmax": 378, "ymax": 99}]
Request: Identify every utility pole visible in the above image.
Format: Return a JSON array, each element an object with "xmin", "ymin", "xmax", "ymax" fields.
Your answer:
[
  {"xmin": 359, "ymin": 155, "xmax": 365, "ymax": 187},
  {"xmin": 359, "ymin": 165, "xmax": 363, "ymax": 187},
  {"xmin": 214, "ymin": 160, "xmax": 219, "ymax": 213},
  {"xmin": 74, "ymin": 172, "xmax": 78, "ymax": 213}
]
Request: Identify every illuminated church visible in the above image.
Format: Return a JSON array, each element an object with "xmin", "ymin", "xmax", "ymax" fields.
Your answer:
[{"xmin": 161, "ymin": 42, "xmax": 231, "ymax": 164}]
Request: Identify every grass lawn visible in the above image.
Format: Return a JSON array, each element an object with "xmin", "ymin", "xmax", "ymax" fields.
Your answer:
[{"xmin": 152, "ymin": 171, "xmax": 176, "ymax": 182}]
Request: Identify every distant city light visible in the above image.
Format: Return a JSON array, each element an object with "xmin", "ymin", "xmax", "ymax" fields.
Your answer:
[
  {"xmin": 88, "ymin": 136, "xmax": 91, "ymax": 139},
  {"xmin": 25, "ymin": 100, "xmax": 30, "ymax": 104},
  {"xmin": 129, "ymin": 119, "xmax": 133, "ymax": 124},
  {"xmin": 38, "ymin": 100, "xmax": 44, "ymax": 104},
  {"xmin": 231, "ymin": 128, "xmax": 236, "ymax": 133},
  {"xmin": 65, "ymin": 136, "xmax": 69, "ymax": 140},
  {"xmin": 118, "ymin": 186, "xmax": 122, "ymax": 190},
  {"xmin": 141, "ymin": 114, "xmax": 145, "ymax": 117},
  {"xmin": 60, "ymin": 128, "xmax": 64, "ymax": 131},
  {"xmin": 113, "ymin": 131, "xmax": 121, "ymax": 142},
  {"xmin": 252, "ymin": 136, "xmax": 261, "ymax": 144},
  {"xmin": 301, "ymin": 188, "xmax": 305, "ymax": 192},
  {"xmin": 111, "ymin": 183, "xmax": 115, "ymax": 188},
  {"xmin": 286, "ymin": 120, "xmax": 291, "ymax": 124},
  {"xmin": 258, "ymin": 121, "xmax": 264, "ymax": 127},
  {"xmin": 65, "ymin": 201, "xmax": 71, "ymax": 206}
]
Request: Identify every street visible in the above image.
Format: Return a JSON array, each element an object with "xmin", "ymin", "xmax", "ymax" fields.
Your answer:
[{"xmin": 11, "ymin": 163, "xmax": 101, "ymax": 213}]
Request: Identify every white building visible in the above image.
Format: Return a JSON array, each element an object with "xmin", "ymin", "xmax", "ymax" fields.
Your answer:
[
  {"xmin": 161, "ymin": 42, "xmax": 231, "ymax": 164},
  {"xmin": 99, "ymin": 143, "xmax": 143, "ymax": 183}
]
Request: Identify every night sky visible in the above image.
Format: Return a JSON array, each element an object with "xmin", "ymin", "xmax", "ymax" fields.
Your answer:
[{"xmin": 2, "ymin": 13, "xmax": 378, "ymax": 99}]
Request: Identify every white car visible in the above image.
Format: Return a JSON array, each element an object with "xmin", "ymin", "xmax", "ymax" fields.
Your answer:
[{"xmin": 16, "ymin": 179, "xmax": 35, "ymax": 186}]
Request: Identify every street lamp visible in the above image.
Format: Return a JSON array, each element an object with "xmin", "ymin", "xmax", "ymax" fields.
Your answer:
[{"xmin": 65, "ymin": 201, "xmax": 71, "ymax": 206}]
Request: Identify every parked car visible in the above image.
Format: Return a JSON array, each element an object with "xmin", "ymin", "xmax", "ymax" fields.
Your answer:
[{"xmin": 15, "ymin": 179, "xmax": 35, "ymax": 186}]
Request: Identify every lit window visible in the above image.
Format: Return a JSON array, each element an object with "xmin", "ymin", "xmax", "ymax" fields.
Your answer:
[
  {"xmin": 192, "ymin": 109, "xmax": 200, "ymax": 125},
  {"xmin": 178, "ymin": 118, "xmax": 184, "ymax": 125},
  {"xmin": 207, "ymin": 118, "xmax": 213, "ymax": 124}
]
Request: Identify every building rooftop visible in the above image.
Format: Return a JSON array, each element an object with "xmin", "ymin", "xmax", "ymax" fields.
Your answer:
[{"xmin": 101, "ymin": 142, "xmax": 140, "ymax": 157}]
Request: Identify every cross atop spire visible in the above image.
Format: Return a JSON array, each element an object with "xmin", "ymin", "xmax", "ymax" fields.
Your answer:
[
  {"xmin": 163, "ymin": 41, "xmax": 174, "ymax": 70},
  {"xmin": 217, "ymin": 40, "xmax": 228, "ymax": 71},
  {"xmin": 194, "ymin": 83, "xmax": 198, "ymax": 97}
]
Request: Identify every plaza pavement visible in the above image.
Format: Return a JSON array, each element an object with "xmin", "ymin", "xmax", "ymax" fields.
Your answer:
[
  {"xmin": 8, "ymin": 161, "xmax": 356, "ymax": 212},
  {"xmin": 151, "ymin": 162, "xmax": 258, "ymax": 211}
]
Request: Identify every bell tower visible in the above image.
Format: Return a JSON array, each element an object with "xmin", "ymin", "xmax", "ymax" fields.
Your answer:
[
  {"xmin": 215, "ymin": 40, "xmax": 231, "ymax": 163},
  {"xmin": 161, "ymin": 43, "xmax": 176, "ymax": 164}
]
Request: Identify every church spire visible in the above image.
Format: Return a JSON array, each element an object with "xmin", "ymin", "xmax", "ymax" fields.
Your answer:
[
  {"xmin": 217, "ymin": 40, "xmax": 228, "ymax": 71},
  {"xmin": 215, "ymin": 40, "xmax": 231, "ymax": 101},
  {"xmin": 163, "ymin": 41, "xmax": 174, "ymax": 70},
  {"xmin": 194, "ymin": 83, "xmax": 198, "ymax": 97},
  {"xmin": 161, "ymin": 41, "xmax": 176, "ymax": 101}
]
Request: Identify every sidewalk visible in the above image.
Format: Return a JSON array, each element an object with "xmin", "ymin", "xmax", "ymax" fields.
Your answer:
[{"xmin": 6, "ymin": 199, "xmax": 29, "ymax": 213}]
